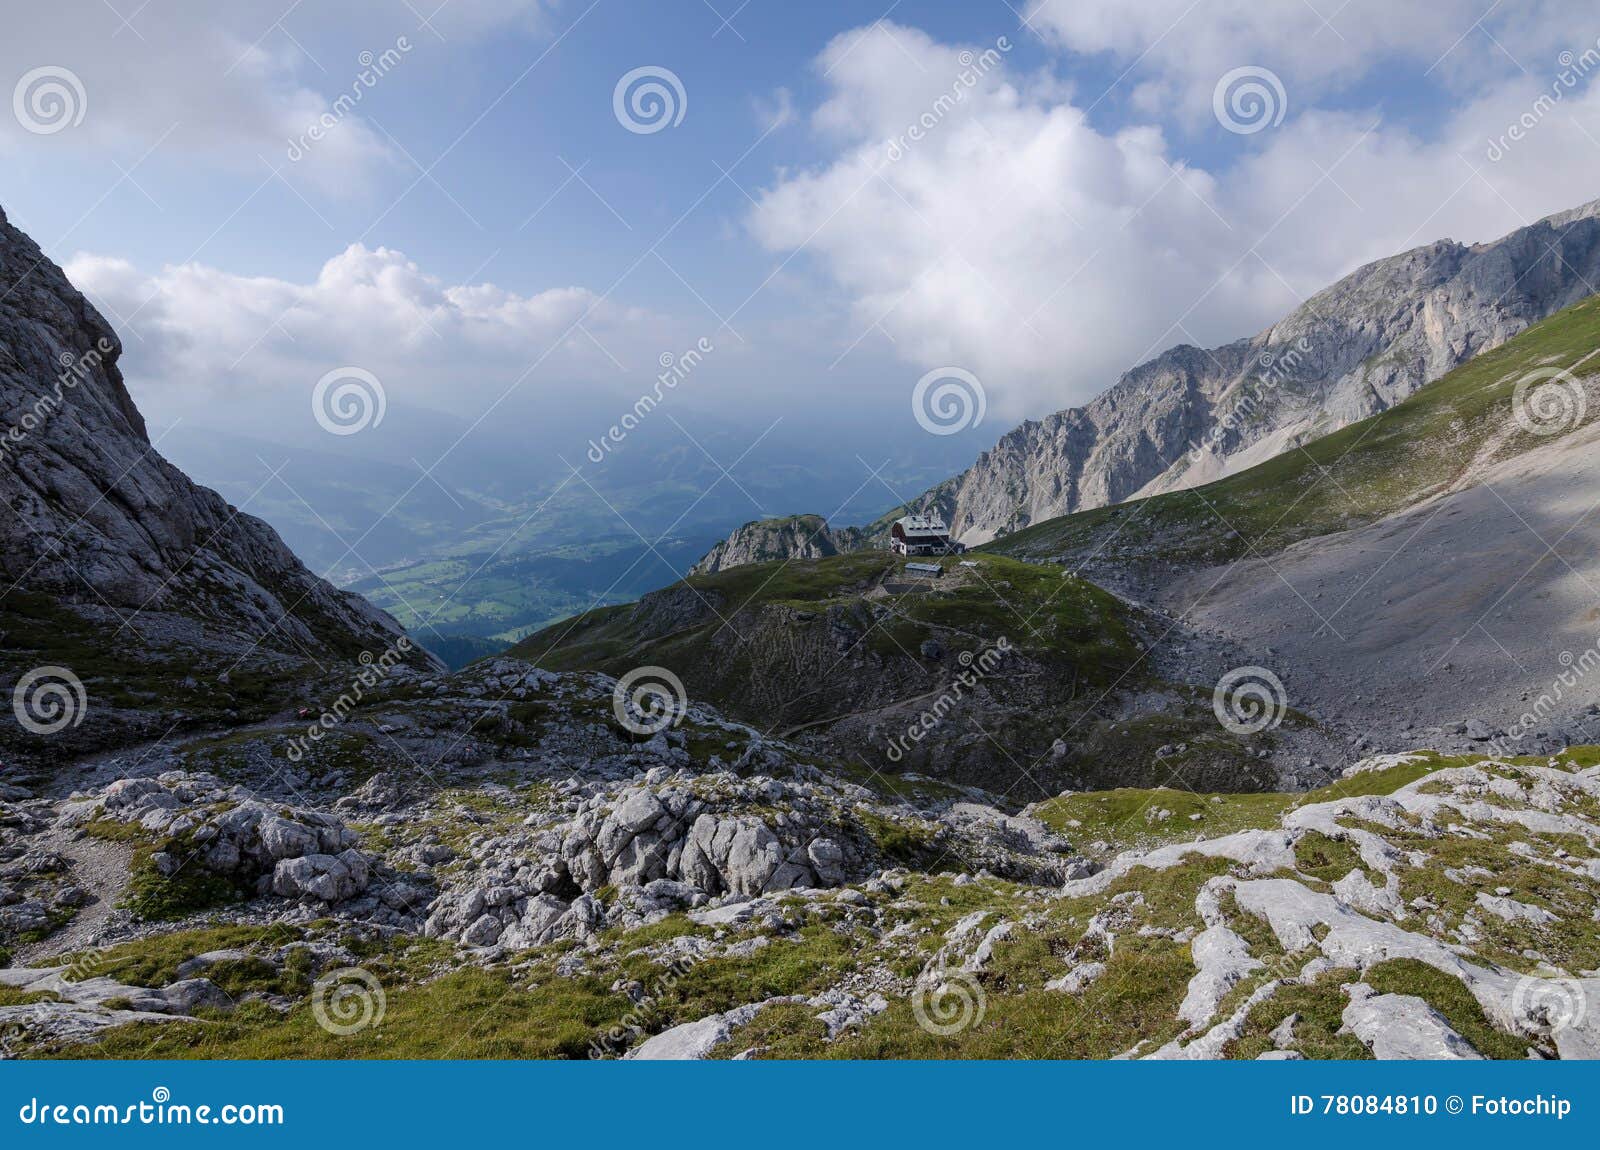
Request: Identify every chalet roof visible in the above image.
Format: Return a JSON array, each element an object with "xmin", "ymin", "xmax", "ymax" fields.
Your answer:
[{"xmin": 894, "ymin": 514, "xmax": 950, "ymax": 538}]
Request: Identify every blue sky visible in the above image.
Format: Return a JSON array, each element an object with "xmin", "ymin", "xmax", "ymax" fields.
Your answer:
[
  {"xmin": 5, "ymin": 1, "xmax": 1478, "ymax": 300},
  {"xmin": 3, "ymin": 1, "xmax": 1598, "ymax": 480}
]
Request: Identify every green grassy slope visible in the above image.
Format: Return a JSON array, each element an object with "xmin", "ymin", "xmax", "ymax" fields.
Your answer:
[
  {"xmin": 514, "ymin": 551, "xmax": 1139, "ymax": 705},
  {"xmin": 985, "ymin": 293, "xmax": 1600, "ymax": 566},
  {"xmin": 509, "ymin": 551, "xmax": 1296, "ymax": 792}
]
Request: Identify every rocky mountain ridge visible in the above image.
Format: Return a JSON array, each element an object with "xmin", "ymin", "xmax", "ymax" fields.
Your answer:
[
  {"xmin": 0, "ymin": 203, "xmax": 439, "ymax": 761},
  {"xmin": 690, "ymin": 515, "xmax": 859, "ymax": 576},
  {"xmin": 923, "ymin": 198, "xmax": 1600, "ymax": 544}
]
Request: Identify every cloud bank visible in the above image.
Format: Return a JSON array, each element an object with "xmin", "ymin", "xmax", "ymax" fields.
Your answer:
[{"xmin": 748, "ymin": 18, "xmax": 1600, "ymax": 421}]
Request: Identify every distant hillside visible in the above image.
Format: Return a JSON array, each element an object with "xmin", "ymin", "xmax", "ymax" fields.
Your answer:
[
  {"xmin": 513, "ymin": 552, "xmax": 1296, "ymax": 793},
  {"xmin": 690, "ymin": 514, "xmax": 869, "ymax": 574}
]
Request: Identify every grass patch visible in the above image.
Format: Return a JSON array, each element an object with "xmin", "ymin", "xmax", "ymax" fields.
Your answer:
[
  {"xmin": 1365, "ymin": 958, "xmax": 1528, "ymax": 1059},
  {"xmin": 1226, "ymin": 967, "xmax": 1370, "ymax": 1060},
  {"xmin": 83, "ymin": 820, "xmax": 244, "ymax": 922},
  {"xmin": 50, "ymin": 925, "xmax": 307, "ymax": 996},
  {"xmin": 1033, "ymin": 753, "xmax": 1448, "ymax": 858}
]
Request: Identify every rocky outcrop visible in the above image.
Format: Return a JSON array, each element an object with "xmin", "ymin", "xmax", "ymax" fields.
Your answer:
[
  {"xmin": 908, "ymin": 199, "xmax": 1600, "ymax": 544},
  {"xmin": 420, "ymin": 770, "xmax": 889, "ymax": 951},
  {"xmin": 690, "ymin": 515, "xmax": 863, "ymax": 575},
  {"xmin": 64, "ymin": 772, "xmax": 380, "ymax": 909},
  {"xmin": 0, "ymin": 203, "xmax": 433, "ymax": 673}
]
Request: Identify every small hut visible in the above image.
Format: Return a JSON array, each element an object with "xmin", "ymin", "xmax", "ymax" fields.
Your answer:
[{"xmin": 890, "ymin": 514, "xmax": 964, "ymax": 556}]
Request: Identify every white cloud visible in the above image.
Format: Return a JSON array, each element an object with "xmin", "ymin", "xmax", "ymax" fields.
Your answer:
[
  {"xmin": 748, "ymin": 20, "xmax": 1600, "ymax": 421},
  {"xmin": 66, "ymin": 243, "xmax": 674, "ymax": 434},
  {"xmin": 1022, "ymin": 0, "xmax": 1574, "ymax": 121},
  {"xmin": 0, "ymin": 0, "xmax": 551, "ymax": 191}
]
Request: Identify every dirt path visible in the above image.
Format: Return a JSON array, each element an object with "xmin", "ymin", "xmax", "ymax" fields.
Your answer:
[{"xmin": 13, "ymin": 829, "xmax": 133, "ymax": 965}]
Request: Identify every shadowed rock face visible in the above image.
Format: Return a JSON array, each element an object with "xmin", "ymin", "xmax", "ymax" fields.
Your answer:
[
  {"xmin": 0, "ymin": 203, "xmax": 431, "ymax": 668},
  {"xmin": 691, "ymin": 514, "xmax": 856, "ymax": 575},
  {"xmin": 914, "ymin": 199, "xmax": 1600, "ymax": 545}
]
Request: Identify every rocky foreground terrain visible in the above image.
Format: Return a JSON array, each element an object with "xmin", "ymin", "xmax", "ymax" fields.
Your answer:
[{"xmin": 1, "ymin": 658, "xmax": 1596, "ymax": 1060}]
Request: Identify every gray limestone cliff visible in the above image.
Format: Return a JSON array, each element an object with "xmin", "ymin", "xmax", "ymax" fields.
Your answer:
[
  {"xmin": 0, "ymin": 203, "xmax": 437, "ymax": 691},
  {"xmin": 916, "ymin": 199, "xmax": 1600, "ymax": 544}
]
